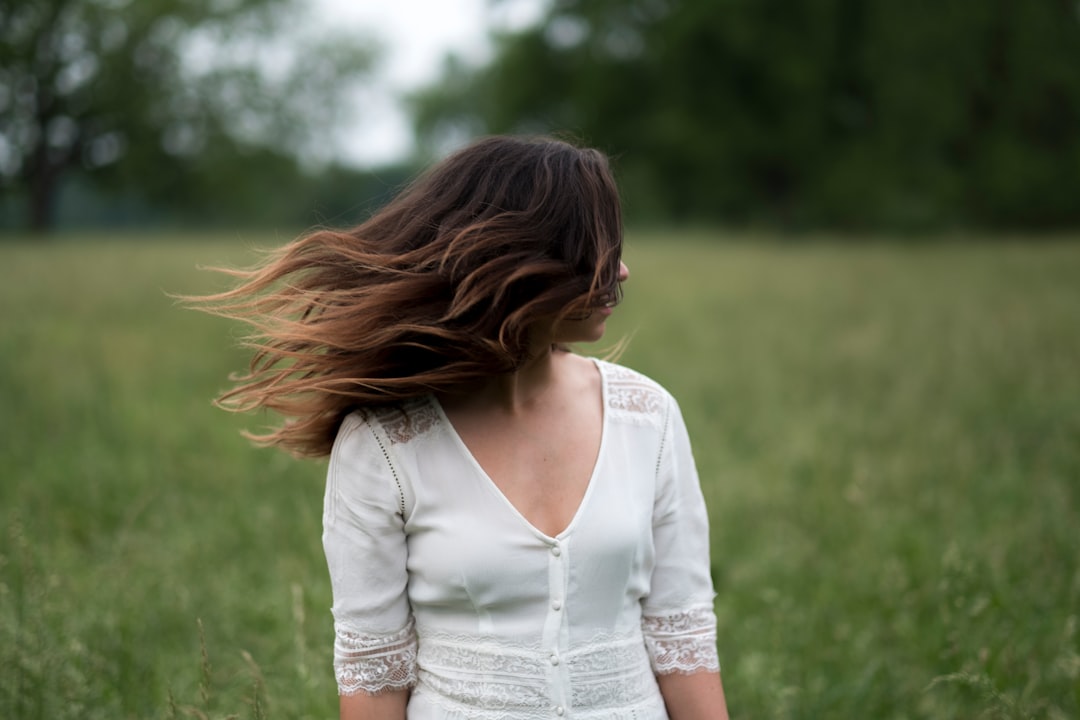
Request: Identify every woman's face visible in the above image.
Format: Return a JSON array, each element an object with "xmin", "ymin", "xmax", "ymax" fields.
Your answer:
[{"xmin": 548, "ymin": 261, "xmax": 630, "ymax": 344}]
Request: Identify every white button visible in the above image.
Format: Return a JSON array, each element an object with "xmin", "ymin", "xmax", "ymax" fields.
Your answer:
[
  {"xmin": 550, "ymin": 653, "xmax": 560, "ymax": 666},
  {"xmin": 552, "ymin": 599, "xmax": 562, "ymax": 611},
  {"xmin": 551, "ymin": 545, "xmax": 562, "ymax": 557},
  {"xmin": 555, "ymin": 707, "xmax": 565, "ymax": 716}
]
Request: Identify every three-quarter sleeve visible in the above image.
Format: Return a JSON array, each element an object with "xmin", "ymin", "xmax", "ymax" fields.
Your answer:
[
  {"xmin": 641, "ymin": 396, "xmax": 721, "ymax": 675},
  {"xmin": 322, "ymin": 413, "xmax": 417, "ymax": 696}
]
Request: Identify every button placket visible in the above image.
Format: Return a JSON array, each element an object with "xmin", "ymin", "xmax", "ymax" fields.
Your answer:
[{"xmin": 543, "ymin": 538, "xmax": 570, "ymax": 715}]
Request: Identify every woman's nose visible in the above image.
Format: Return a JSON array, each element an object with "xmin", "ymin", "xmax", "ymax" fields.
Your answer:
[{"xmin": 618, "ymin": 261, "xmax": 630, "ymax": 282}]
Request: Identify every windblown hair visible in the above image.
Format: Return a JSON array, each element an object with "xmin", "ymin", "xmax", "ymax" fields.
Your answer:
[{"xmin": 189, "ymin": 135, "xmax": 624, "ymax": 457}]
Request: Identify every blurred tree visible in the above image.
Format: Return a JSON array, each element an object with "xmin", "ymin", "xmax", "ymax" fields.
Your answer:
[
  {"xmin": 414, "ymin": 0, "xmax": 1080, "ymax": 230},
  {"xmin": 0, "ymin": 0, "xmax": 376, "ymax": 232}
]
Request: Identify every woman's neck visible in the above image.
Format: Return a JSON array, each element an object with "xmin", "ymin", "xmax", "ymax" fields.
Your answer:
[{"xmin": 439, "ymin": 343, "xmax": 567, "ymax": 415}]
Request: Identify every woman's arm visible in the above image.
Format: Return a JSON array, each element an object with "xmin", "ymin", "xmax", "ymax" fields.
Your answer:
[
  {"xmin": 658, "ymin": 670, "xmax": 730, "ymax": 720},
  {"xmin": 645, "ymin": 395, "xmax": 729, "ymax": 719},
  {"xmin": 339, "ymin": 689, "xmax": 409, "ymax": 720},
  {"xmin": 324, "ymin": 416, "xmax": 417, "ymax": 712}
]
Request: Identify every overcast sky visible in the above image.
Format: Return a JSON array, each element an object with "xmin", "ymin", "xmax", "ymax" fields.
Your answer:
[{"xmin": 308, "ymin": 0, "xmax": 547, "ymax": 166}]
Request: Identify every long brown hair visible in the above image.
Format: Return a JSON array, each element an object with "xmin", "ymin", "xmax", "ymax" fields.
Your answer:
[{"xmin": 188, "ymin": 135, "xmax": 624, "ymax": 457}]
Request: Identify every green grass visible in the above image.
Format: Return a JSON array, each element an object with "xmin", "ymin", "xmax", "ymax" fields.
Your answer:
[{"xmin": 1, "ymin": 232, "xmax": 1078, "ymax": 719}]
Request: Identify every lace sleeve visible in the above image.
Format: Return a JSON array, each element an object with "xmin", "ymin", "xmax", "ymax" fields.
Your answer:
[
  {"xmin": 642, "ymin": 395, "xmax": 720, "ymax": 675},
  {"xmin": 323, "ymin": 413, "xmax": 416, "ymax": 695},
  {"xmin": 335, "ymin": 619, "xmax": 418, "ymax": 695},
  {"xmin": 642, "ymin": 606, "xmax": 720, "ymax": 675}
]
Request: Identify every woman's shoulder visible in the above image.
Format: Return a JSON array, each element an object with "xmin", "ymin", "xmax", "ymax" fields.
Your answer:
[
  {"xmin": 336, "ymin": 396, "xmax": 443, "ymax": 449},
  {"xmin": 592, "ymin": 357, "xmax": 675, "ymax": 422}
]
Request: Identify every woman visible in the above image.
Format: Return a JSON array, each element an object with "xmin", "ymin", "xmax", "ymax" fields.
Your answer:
[{"xmin": 197, "ymin": 136, "xmax": 729, "ymax": 719}]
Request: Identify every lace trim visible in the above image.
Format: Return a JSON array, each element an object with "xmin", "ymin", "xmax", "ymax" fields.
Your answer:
[
  {"xmin": 413, "ymin": 686, "xmax": 666, "ymax": 720},
  {"xmin": 334, "ymin": 619, "xmax": 418, "ymax": 696},
  {"xmin": 412, "ymin": 628, "xmax": 660, "ymax": 714},
  {"xmin": 641, "ymin": 606, "xmax": 720, "ymax": 675},
  {"xmin": 566, "ymin": 634, "xmax": 657, "ymax": 710},
  {"xmin": 376, "ymin": 398, "xmax": 440, "ymax": 445},
  {"xmin": 603, "ymin": 363, "xmax": 668, "ymax": 417}
]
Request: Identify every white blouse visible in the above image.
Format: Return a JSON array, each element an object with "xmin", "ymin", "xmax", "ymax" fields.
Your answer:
[{"xmin": 322, "ymin": 359, "xmax": 719, "ymax": 719}]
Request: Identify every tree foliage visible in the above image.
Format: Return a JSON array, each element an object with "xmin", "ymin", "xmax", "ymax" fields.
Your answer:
[
  {"xmin": 414, "ymin": 0, "xmax": 1080, "ymax": 230},
  {"xmin": 0, "ymin": 0, "xmax": 376, "ymax": 231}
]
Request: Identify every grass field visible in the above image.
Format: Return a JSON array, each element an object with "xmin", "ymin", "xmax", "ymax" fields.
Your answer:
[{"xmin": 1, "ymin": 232, "xmax": 1078, "ymax": 719}]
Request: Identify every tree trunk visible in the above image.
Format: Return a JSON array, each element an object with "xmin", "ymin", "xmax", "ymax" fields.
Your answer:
[
  {"xmin": 27, "ymin": 134, "xmax": 60, "ymax": 233},
  {"xmin": 29, "ymin": 175, "xmax": 57, "ymax": 233}
]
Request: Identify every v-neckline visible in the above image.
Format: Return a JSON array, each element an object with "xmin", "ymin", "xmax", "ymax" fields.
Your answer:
[{"xmin": 429, "ymin": 357, "xmax": 609, "ymax": 542}]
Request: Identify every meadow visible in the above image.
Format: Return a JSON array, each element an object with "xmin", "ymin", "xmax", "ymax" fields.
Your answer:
[{"xmin": 1, "ymin": 232, "xmax": 1077, "ymax": 719}]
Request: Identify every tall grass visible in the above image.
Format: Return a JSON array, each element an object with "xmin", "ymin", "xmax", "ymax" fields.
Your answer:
[{"xmin": 1, "ymin": 233, "xmax": 1077, "ymax": 718}]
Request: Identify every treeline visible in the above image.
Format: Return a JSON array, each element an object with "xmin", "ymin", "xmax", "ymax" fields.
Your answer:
[
  {"xmin": 414, "ymin": 0, "xmax": 1080, "ymax": 231},
  {"xmin": 0, "ymin": 154, "xmax": 416, "ymax": 233},
  {"xmin": 0, "ymin": 0, "xmax": 387, "ymax": 233},
  {"xmin": 5, "ymin": 1, "xmax": 1079, "ymax": 234}
]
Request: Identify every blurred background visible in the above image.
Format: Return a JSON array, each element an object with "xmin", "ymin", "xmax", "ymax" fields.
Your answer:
[
  {"xmin": 4, "ymin": 0, "xmax": 1080, "ymax": 234},
  {"xmin": 2, "ymin": 2, "xmax": 1079, "ymax": 719}
]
